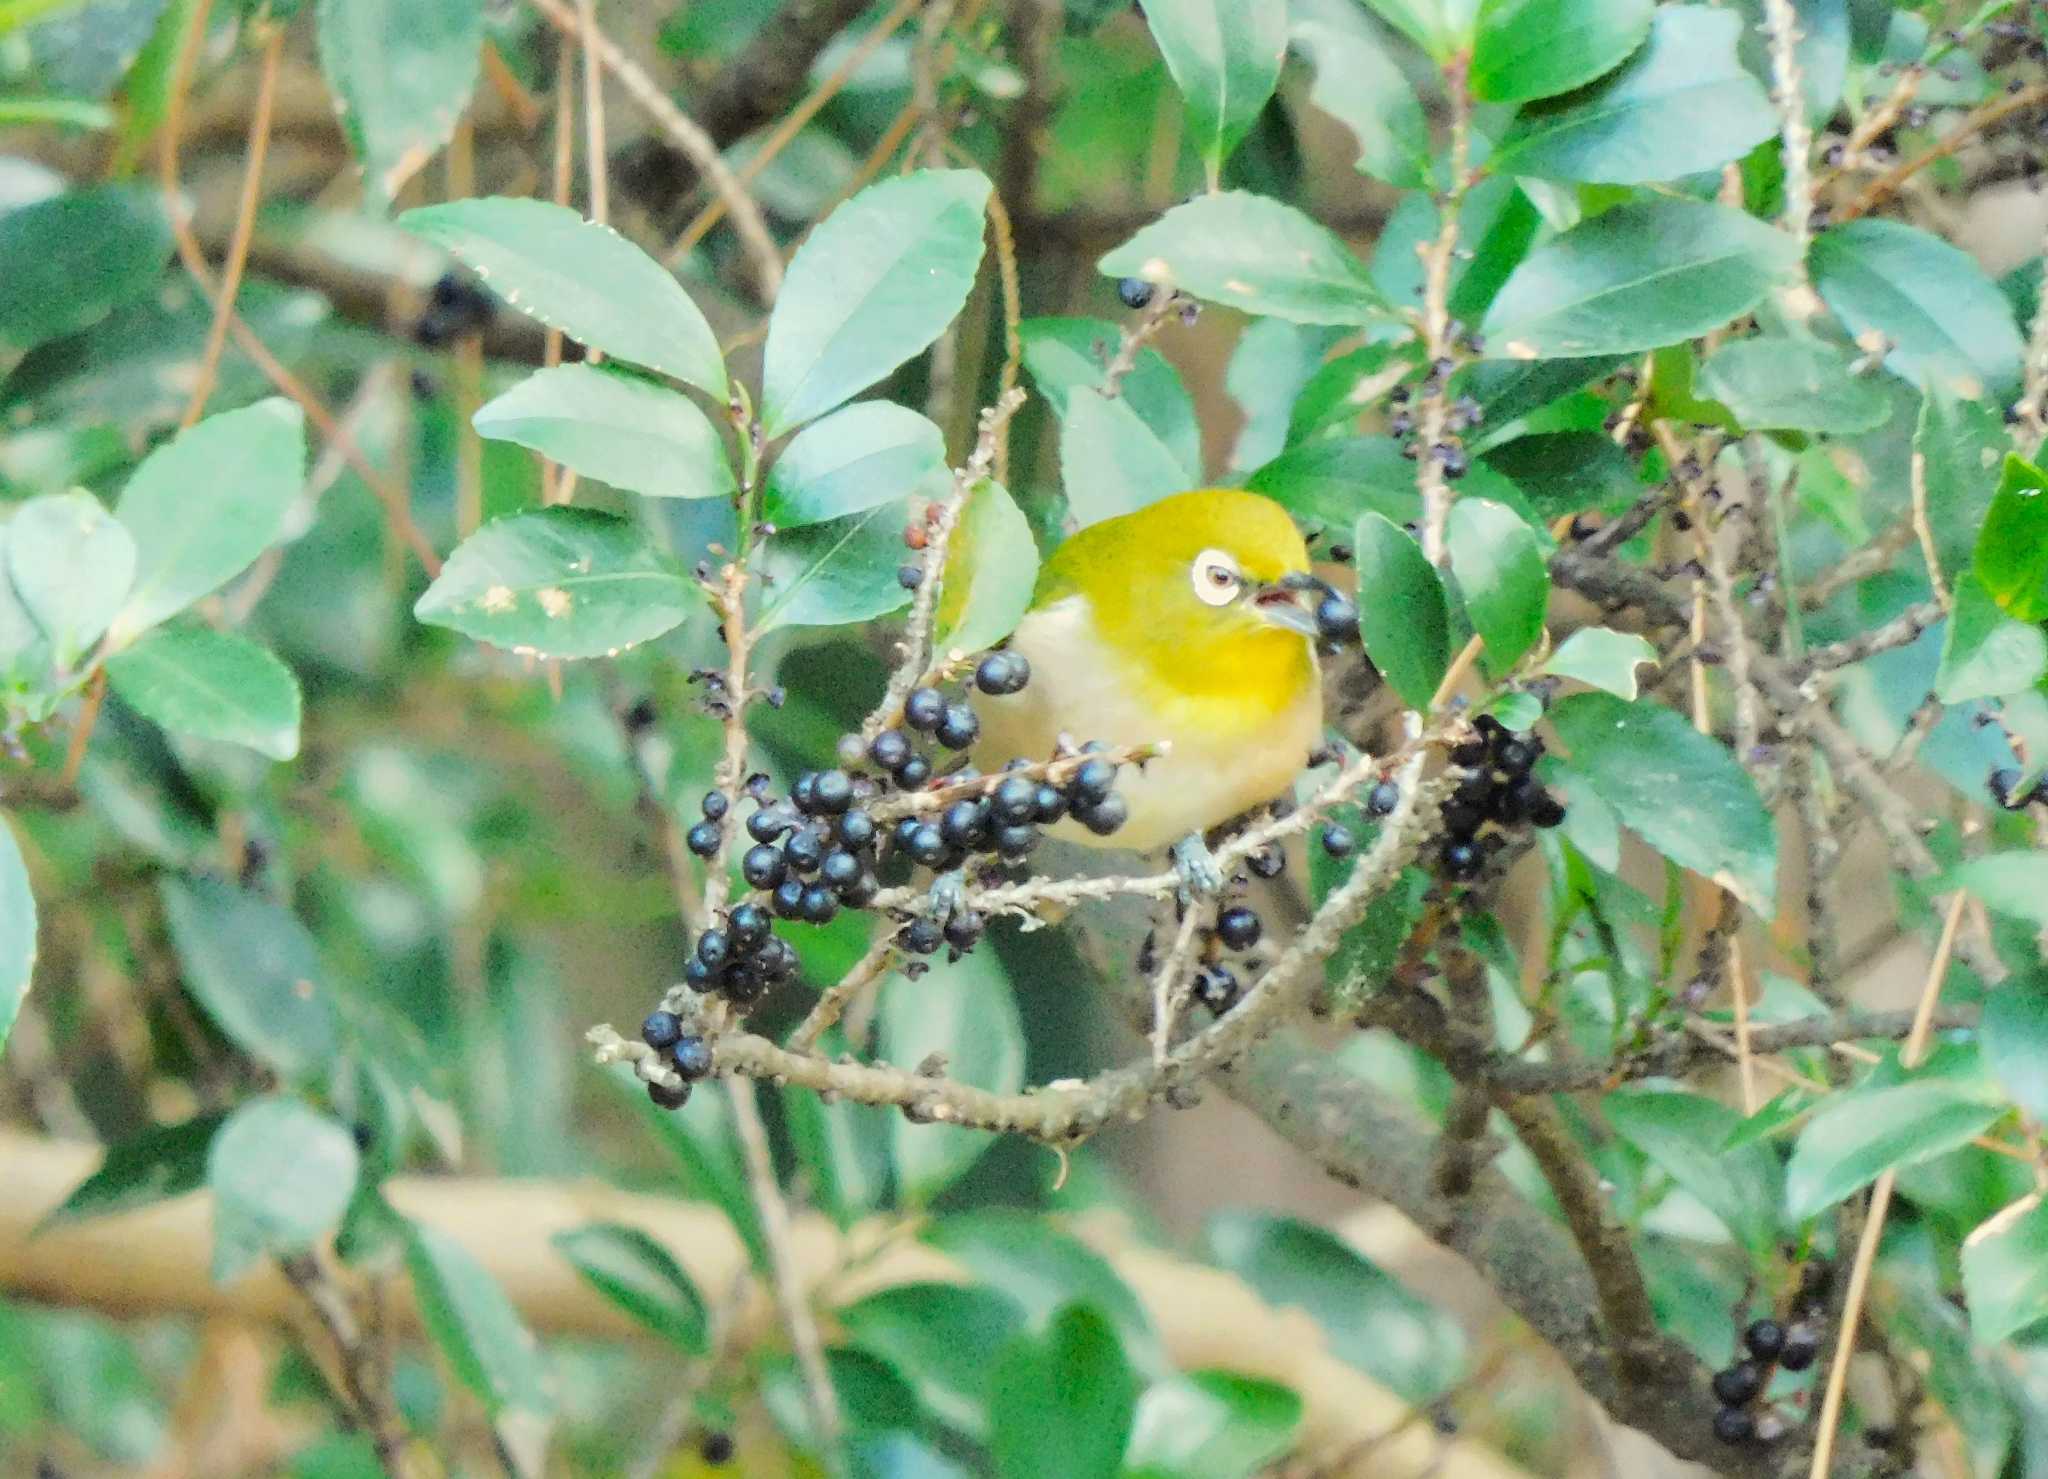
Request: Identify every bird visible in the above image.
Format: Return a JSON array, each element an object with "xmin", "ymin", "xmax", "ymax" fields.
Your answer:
[{"xmin": 970, "ymin": 487, "xmax": 1323, "ymax": 891}]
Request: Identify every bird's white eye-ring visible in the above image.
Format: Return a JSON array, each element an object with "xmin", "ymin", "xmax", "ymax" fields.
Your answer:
[{"xmin": 1191, "ymin": 548, "xmax": 1242, "ymax": 607}]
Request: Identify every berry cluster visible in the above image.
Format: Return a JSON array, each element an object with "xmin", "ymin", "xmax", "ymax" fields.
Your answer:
[
  {"xmin": 1437, "ymin": 717, "xmax": 1566, "ymax": 882},
  {"xmin": 1708, "ymin": 1315, "xmax": 1824, "ymax": 1446},
  {"xmin": 639, "ymin": 1008, "xmax": 717, "ymax": 1109}
]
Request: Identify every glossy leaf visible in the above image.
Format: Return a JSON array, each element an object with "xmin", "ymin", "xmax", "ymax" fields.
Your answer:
[
  {"xmin": 551, "ymin": 1222, "xmax": 708, "ymax": 1353},
  {"xmin": 0, "ymin": 186, "xmax": 170, "ymax": 353},
  {"xmin": 1446, "ymin": 497, "xmax": 1548, "ymax": 674},
  {"xmin": 1946, "ymin": 853, "xmax": 2048, "ymax": 928},
  {"xmin": 315, "ymin": 0, "xmax": 481, "ymax": 205},
  {"xmin": 6, "ymin": 490, "xmax": 134, "ymax": 667},
  {"xmin": 111, "ymin": 398, "xmax": 307, "ymax": 641},
  {"xmin": 1933, "ymin": 573, "xmax": 2046, "ymax": 703},
  {"xmin": 1974, "ymin": 454, "xmax": 2048, "ymax": 623},
  {"xmin": 838, "ymin": 1282, "xmax": 1025, "ymax": 1438},
  {"xmin": 1539, "ymin": 626, "xmax": 1655, "ymax": 699},
  {"xmin": 1785, "ymin": 1077, "xmax": 2006, "ymax": 1221},
  {"xmin": 1207, "ymin": 1211, "xmax": 1464, "ymax": 1402},
  {"xmin": 1478, "ymin": 430, "xmax": 1640, "ymax": 517},
  {"xmin": 935, "ymin": 477, "xmax": 1038, "ymax": 656},
  {"xmin": 1915, "ymin": 391, "xmax": 2008, "ymax": 580},
  {"xmin": 1061, "ymin": 390, "xmax": 1190, "ymax": 526},
  {"xmin": 0, "ymin": 815, "xmax": 34, "ymax": 1060},
  {"xmin": 207, "ymin": 1096, "xmax": 359, "ymax": 1282},
  {"xmin": 1492, "ymin": 7, "xmax": 1774, "ymax": 184},
  {"xmin": 988, "ymin": 1304, "xmax": 1137, "ymax": 1479},
  {"xmin": 1143, "ymin": 0, "xmax": 1286, "ymax": 172},
  {"xmin": 1098, "ymin": 192, "xmax": 1387, "ymax": 325},
  {"xmin": 1962, "ymin": 1195, "xmax": 2048, "ymax": 1345},
  {"xmin": 1291, "ymin": 15, "xmax": 1429, "ymax": 188},
  {"xmin": 1982, "ymin": 980, "xmax": 2048, "ymax": 1123},
  {"xmin": 1550, "ymin": 692, "xmax": 1777, "ymax": 912},
  {"xmin": 414, "ymin": 508, "xmax": 694, "ymax": 659},
  {"xmin": 764, "ymin": 401, "xmax": 949, "ymax": 527},
  {"xmin": 1124, "ymin": 1371, "xmax": 1302, "ymax": 1479},
  {"xmin": 1698, "ymin": 337, "xmax": 1891, "ymax": 433},
  {"xmin": 1605, "ymin": 1088, "xmax": 1781, "ymax": 1256},
  {"xmin": 1810, "ymin": 219, "xmax": 2026, "ymax": 400},
  {"xmin": 1018, "ymin": 316, "xmax": 1202, "ymax": 475},
  {"xmin": 1353, "ymin": 512, "xmax": 1449, "ymax": 709},
  {"xmin": 40, "ymin": 1114, "xmax": 225, "ymax": 1228},
  {"xmin": 401, "ymin": 198, "xmax": 726, "ymax": 397},
  {"xmin": 1471, "ymin": 0, "xmax": 1651, "ymax": 102},
  {"xmin": 407, "ymin": 1222, "xmax": 556, "ymax": 1457},
  {"xmin": 1483, "ymin": 199, "xmax": 1797, "ymax": 359},
  {"xmin": 762, "ymin": 169, "xmax": 991, "ymax": 436},
  {"xmin": 104, "ymin": 626, "xmax": 301, "ymax": 760},
  {"xmin": 472, "ymin": 364, "xmax": 735, "ymax": 501},
  {"xmin": 159, "ymin": 875, "xmax": 339, "ymax": 1080},
  {"xmin": 878, "ymin": 946, "xmax": 1024, "ymax": 1205},
  {"xmin": 1357, "ymin": 0, "xmax": 1456, "ymax": 57},
  {"xmin": 1246, "ymin": 437, "xmax": 1419, "ymax": 530},
  {"xmin": 753, "ymin": 500, "xmax": 913, "ymax": 633}
]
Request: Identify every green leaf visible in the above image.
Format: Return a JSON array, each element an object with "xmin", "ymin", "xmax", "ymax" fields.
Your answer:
[
  {"xmin": 1934, "ymin": 572, "xmax": 2046, "ymax": 703},
  {"xmin": 1784, "ymin": 1077, "xmax": 2006, "ymax": 1221},
  {"xmin": 762, "ymin": 169, "xmax": 991, "ymax": 437},
  {"xmin": 1491, "ymin": 7, "xmax": 1774, "ymax": 184},
  {"xmin": 1060, "ymin": 390, "xmax": 1190, "ymax": 526},
  {"xmin": 1471, "ymin": 0, "xmax": 1651, "ymax": 101},
  {"xmin": 840, "ymin": 1283, "xmax": 1024, "ymax": 1437},
  {"xmin": 0, "ymin": 186, "xmax": 170, "ymax": 353},
  {"xmin": 1357, "ymin": 0, "xmax": 1460, "ymax": 58},
  {"xmin": 1290, "ymin": 14, "xmax": 1430, "ymax": 188},
  {"xmin": 923, "ymin": 1210, "xmax": 1164, "ymax": 1375},
  {"xmin": 1982, "ymin": 980, "xmax": 2048, "ymax": 1123},
  {"xmin": 1697, "ymin": 337, "xmax": 1892, "ymax": 433},
  {"xmin": 1916, "ymin": 390, "xmax": 2009, "ymax": 580},
  {"xmin": 207, "ymin": 1096, "xmax": 359, "ymax": 1282},
  {"xmin": 1353, "ymin": 512, "xmax": 1449, "ymax": 709},
  {"xmin": 1946, "ymin": 853, "xmax": 2048, "ymax": 928},
  {"xmin": 400, "ymin": 198, "xmax": 726, "ymax": 398},
  {"xmin": 1605, "ymin": 1088, "xmax": 1781, "ymax": 1256},
  {"xmin": 1483, "ymin": 199, "xmax": 1798, "ymax": 359},
  {"xmin": 407, "ymin": 1222, "xmax": 555, "ymax": 1458},
  {"xmin": 111, "ymin": 398, "xmax": 307, "ymax": 641},
  {"xmin": 0, "ymin": 95, "xmax": 113, "ymax": 129},
  {"xmin": 1018, "ymin": 317, "xmax": 1202, "ymax": 475},
  {"xmin": 1143, "ymin": 0, "xmax": 1286, "ymax": 173},
  {"xmin": 40, "ymin": 1114, "xmax": 225, "ymax": 1228},
  {"xmin": 159, "ymin": 875, "xmax": 339, "ymax": 1080},
  {"xmin": 764, "ymin": 401, "xmax": 949, "ymax": 527},
  {"xmin": 414, "ymin": 508, "xmax": 693, "ymax": 659},
  {"xmin": 0, "ymin": 814, "xmax": 35, "ymax": 1061},
  {"xmin": 1207, "ymin": 1211, "xmax": 1464, "ymax": 1402},
  {"xmin": 551, "ymin": 1222, "xmax": 708, "ymax": 1353},
  {"xmin": 6, "ymin": 490, "xmax": 134, "ymax": 668},
  {"xmin": 104, "ymin": 626, "xmax": 301, "ymax": 761},
  {"xmin": 1974, "ymin": 453, "xmax": 2048, "ymax": 623},
  {"xmin": 1809, "ymin": 219, "xmax": 2026, "ymax": 401},
  {"xmin": 1539, "ymin": 626, "xmax": 1655, "ymax": 699},
  {"xmin": 1124, "ymin": 1371, "xmax": 1302, "ymax": 1479},
  {"xmin": 754, "ymin": 501, "xmax": 913, "ymax": 633},
  {"xmin": 1098, "ymin": 192, "xmax": 1387, "ymax": 326},
  {"xmin": 935, "ymin": 477, "xmax": 1038, "ymax": 655},
  {"xmin": 471, "ymin": 364, "xmax": 735, "ymax": 501},
  {"xmin": 1446, "ymin": 497, "xmax": 1548, "ymax": 674},
  {"xmin": 1963, "ymin": 1194, "xmax": 2048, "ymax": 1345},
  {"xmin": 988, "ymin": 1304, "xmax": 1137, "ymax": 1479},
  {"xmin": 878, "ymin": 946, "xmax": 1024, "ymax": 1205},
  {"xmin": 1246, "ymin": 437, "xmax": 1420, "ymax": 530},
  {"xmin": 1550, "ymin": 692, "xmax": 1777, "ymax": 911},
  {"xmin": 315, "ymin": 0, "xmax": 481, "ymax": 207}
]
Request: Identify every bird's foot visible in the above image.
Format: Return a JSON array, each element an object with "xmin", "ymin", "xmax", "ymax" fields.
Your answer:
[
  {"xmin": 923, "ymin": 868, "xmax": 969, "ymax": 923},
  {"xmin": 1171, "ymin": 833, "xmax": 1224, "ymax": 907}
]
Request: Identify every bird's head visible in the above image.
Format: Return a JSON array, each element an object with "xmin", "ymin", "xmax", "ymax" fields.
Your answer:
[{"xmin": 1040, "ymin": 488, "xmax": 1320, "ymax": 702}]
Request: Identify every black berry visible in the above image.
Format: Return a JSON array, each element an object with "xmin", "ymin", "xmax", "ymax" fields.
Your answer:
[
  {"xmin": 1216, "ymin": 906, "xmax": 1262, "ymax": 951},
  {"xmin": 1071, "ymin": 758, "xmax": 1116, "ymax": 803},
  {"xmin": 904, "ymin": 823, "xmax": 950, "ymax": 866},
  {"xmin": 1075, "ymin": 793, "xmax": 1127, "ymax": 836},
  {"xmin": 641, "ymin": 1011, "xmax": 684, "ymax": 1050},
  {"xmin": 836, "ymin": 810, "xmax": 876, "ymax": 850},
  {"xmin": 900, "ymin": 918, "xmax": 943, "ymax": 954},
  {"xmin": 975, "ymin": 652, "xmax": 1031, "ymax": 695},
  {"xmin": 1442, "ymin": 840, "xmax": 1482, "ymax": 880},
  {"xmin": 897, "ymin": 563, "xmax": 925, "ymax": 589},
  {"xmin": 993, "ymin": 822, "xmax": 1038, "ymax": 858},
  {"xmin": 672, "ymin": 1036, "xmax": 713, "ymax": 1079},
  {"xmin": 728, "ymin": 904, "xmax": 770, "ymax": 948},
  {"xmin": 1321, "ymin": 825, "xmax": 1356, "ymax": 858},
  {"xmin": 696, "ymin": 929, "xmax": 729, "ymax": 968},
  {"xmin": 1314, "ymin": 592, "xmax": 1358, "ymax": 641},
  {"xmin": 686, "ymin": 821, "xmax": 722, "ymax": 857},
  {"xmin": 783, "ymin": 825, "xmax": 827, "ymax": 874},
  {"xmin": 1712, "ymin": 1407, "xmax": 1754, "ymax": 1445},
  {"xmin": 1366, "ymin": 780, "xmax": 1399, "ymax": 817},
  {"xmin": 898, "ymin": 754, "xmax": 932, "ymax": 788},
  {"xmin": 648, "ymin": 1078, "xmax": 691, "ymax": 1110},
  {"xmin": 870, "ymin": 729, "xmax": 913, "ymax": 773},
  {"xmin": 935, "ymin": 702, "xmax": 980, "ymax": 750},
  {"xmin": 1744, "ymin": 1319, "xmax": 1785, "ymax": 1361},
  {"xmin": 1712, "ymin": 1361, "xmax": 1763, "ymax": 1407},
  {"xmin": 943, "ymin": 910, "xmax": 985, "ymax": 952},
  {"xmin": 700, "ymin": 791, "xmax": 729, "ymax": 821},
  {"xmin": 1777, "ymin": 1325, "xmax": 1820, "ymax": 1372},
  {"xmin": 821, "ymin": 848, "xmax": 864, "ymax": 890},
  {"xmin": 1116, "ymin": 276, "xmax": 1156, "ymax": 309},
  {"xmin": 991, "ymin": 776, "xmax": 1038, "ymax": 824},
  {"xmin": 747, "ymin": 806, "xmax": 794, "ymax": 843},
  {"xmin": 800, "ymin": 884, "xmax": 838, "ymax": 924},
  {"xmin": 742, "ymin": 845, "xmax": 787, "ymax": 890},
  {"xmin": 700, "ymin": 1430, "xmax": 735, "ymax": 1466},
  {"xmin": 904, "ymin": 687, "xmax": 946, "ymax": 732},
  {"xmin": 810, "ymin": 769, "xmax": 854, "ymax": 814}
]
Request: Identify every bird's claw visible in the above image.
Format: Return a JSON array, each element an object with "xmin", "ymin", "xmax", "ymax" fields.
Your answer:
[
  {"xmin": 923, "ymin": 869, "xmax": 969, "ymax": 922},
  {"xmin": 1171, "ymin": 834, "xmax": 1224, "ymax": 905}
]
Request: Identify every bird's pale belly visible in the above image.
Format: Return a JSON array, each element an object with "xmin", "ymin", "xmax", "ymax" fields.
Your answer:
[{"xmin": 971, "ymin": 596, "xmax": 1321, "ymax": 852}]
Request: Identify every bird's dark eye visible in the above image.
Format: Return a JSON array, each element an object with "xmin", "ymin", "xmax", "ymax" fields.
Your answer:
[{"xmin": 1191, "ymin": 549, "xmax": 1241, "ymax": 606}]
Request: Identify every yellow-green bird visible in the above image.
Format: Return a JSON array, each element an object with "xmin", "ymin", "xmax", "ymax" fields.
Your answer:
[{"xmin": 971, "ymin": 488, "xmax": 1324, "ymax": 886}]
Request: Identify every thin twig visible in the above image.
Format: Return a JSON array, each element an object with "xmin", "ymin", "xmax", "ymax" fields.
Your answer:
[
  {"xmin": 277, "ymin": 1252, "xmax": 415, "ymax": 1476},
  {"xmin": 1807, "ymin": 889, "xmax": 1969, "ymax": 1479},
  {"xmin": 1839, "ymin": 81, "xmax": 2048, "ymax": 222},
  {"xmin": 541, "ymin": 32, "xmax": 576, "ymax": 505},
  {"xmin": 1415, "ymin": 62, "xmax": 1474, "ymax": 567},
  {"xmin": 1148, "ymin": 899, "xmax": 1210, "ymax": 1065},
  {"xmin": 1909, "ymin": 449, "xmax": 1950, "ymax": 609},
  {"xmin": 790, "ymin": 936, "xmax": 898, "ymax": 1052}
]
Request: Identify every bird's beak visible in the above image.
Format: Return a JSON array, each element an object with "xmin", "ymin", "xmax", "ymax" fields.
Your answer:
[{"xmin": 1251, "ymin": 576, "xmax": 1319, "ymax": 637}]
